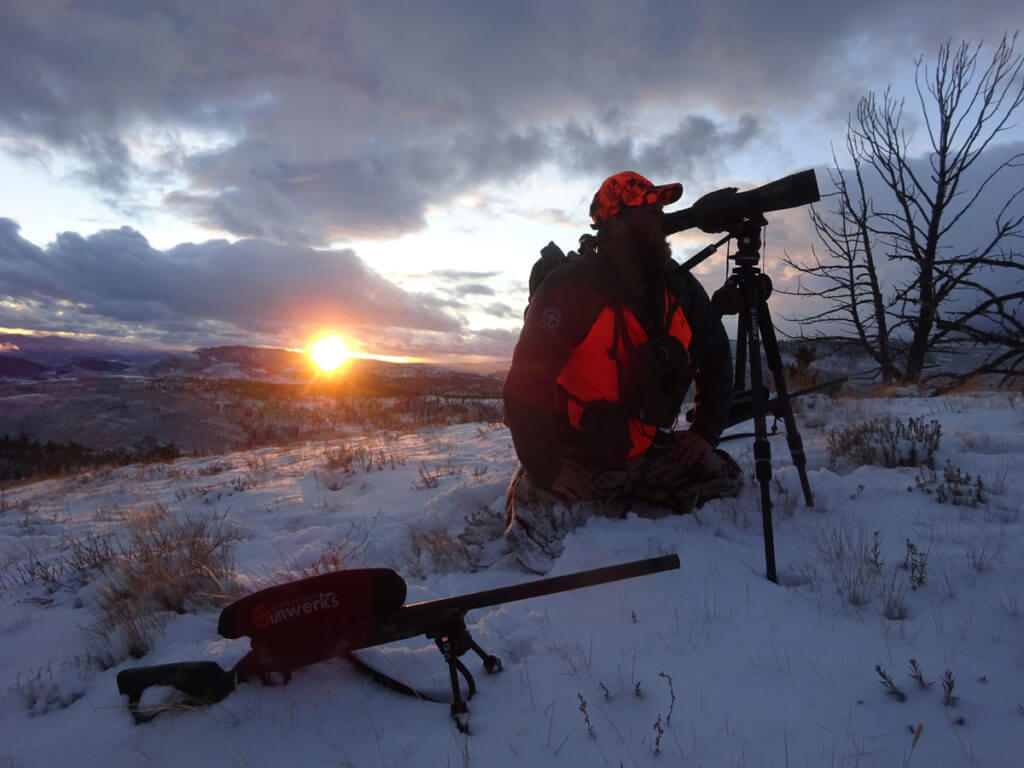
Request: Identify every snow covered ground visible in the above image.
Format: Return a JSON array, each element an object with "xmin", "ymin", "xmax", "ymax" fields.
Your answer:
[{"xmin": 1, "ymin": 390, "xmax": 1023, "ymax": 767}]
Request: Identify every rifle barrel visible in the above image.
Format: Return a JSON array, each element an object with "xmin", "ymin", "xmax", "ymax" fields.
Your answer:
[{"xmin": 405, "ymin": 554, "xmax": 680, "ymax": 615}]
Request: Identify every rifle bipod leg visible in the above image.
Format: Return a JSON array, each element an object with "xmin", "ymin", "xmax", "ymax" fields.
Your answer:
[
  {"xmin": 435, "ymin": 636, "xmax": 476, "ymax": 732},
  {"xmin": 429, "ymin": 618, "xmax": 505, "ymax": 731},
  {"xmin": 468, "ymin": 638, "xmax": 502, "ymax": 674}
]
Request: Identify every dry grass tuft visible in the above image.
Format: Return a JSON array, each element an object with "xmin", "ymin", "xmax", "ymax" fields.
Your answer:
[
  {"xmin": 14, "ymin": 664, "xmax": 85, "ymax": 716},
  {"xmin": 935, "ymin": 375, "xmax": 1004, "ymax": 395},
  {"xmin": 398, "ymin": 517, "xmax": 473, "ymax": 577},
  {"xmin": 814, "ymin": 522, "xmax": 881, "ymax": 607},
  {"xmin": 86, "ymin": 508, "xmax": 237, "ymax": 667},
  {"xmin": 295, "ymin": 516, "xmax": 377, "ymax": 578}
]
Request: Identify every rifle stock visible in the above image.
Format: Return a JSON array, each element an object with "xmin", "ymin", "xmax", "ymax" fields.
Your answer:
[
  {"xmin": 685, "ymin": 376, "xmax": 848, "ymax": 430},
  {"xmin": 116, "ymin": 661, "xmax": 239, "ymax": 723}
]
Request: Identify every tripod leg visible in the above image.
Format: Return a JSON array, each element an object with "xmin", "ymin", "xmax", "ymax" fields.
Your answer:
[
  {"xmin": 742, "ymin": 299, "xmax": 778, "ymax": 584},
  {"xmin": 756, "ymin": 300, "xmax": 814, "ymax": 507},
  {"xmin": 734, "ymin": 310, "xmax": 749, "ymax": 392}
]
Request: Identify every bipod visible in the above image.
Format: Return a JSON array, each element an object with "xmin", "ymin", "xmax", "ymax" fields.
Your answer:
[
  {"xmin": 710, "ymin": 217, "xmax": 814, "ymax": 583},
  {"xmin": 425, "ymin": 610, "xmax": 502, "ymax": 732}
]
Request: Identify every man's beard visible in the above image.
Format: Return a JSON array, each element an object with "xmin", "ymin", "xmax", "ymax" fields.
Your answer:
[{"xmin": 631, "ymin": 229, "xmax": 671, "ymax": 271}]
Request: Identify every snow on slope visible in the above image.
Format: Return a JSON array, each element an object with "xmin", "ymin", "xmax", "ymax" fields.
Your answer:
[{"xmin": 1, "ymin": 391, "xmax": 1023, "ymax": 767}]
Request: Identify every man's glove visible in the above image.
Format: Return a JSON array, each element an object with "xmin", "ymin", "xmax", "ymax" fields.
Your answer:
[
  {"xmin": 691, "ymin": 187, "xmax": 740, "ymax": 233},
  {"xmin": 668, "ymin": 429, "xmax": 713, "ymax": 466}
]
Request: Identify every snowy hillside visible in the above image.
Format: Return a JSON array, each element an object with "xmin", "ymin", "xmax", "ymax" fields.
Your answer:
[{"xmin": 1, "ymin": 390, "xmax": 1023, "ymax": 767}]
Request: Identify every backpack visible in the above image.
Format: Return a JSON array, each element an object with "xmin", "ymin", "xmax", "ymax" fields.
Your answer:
[{"xmin": 526, "ymin": 235, "xmax": 598, "ymax": 314}]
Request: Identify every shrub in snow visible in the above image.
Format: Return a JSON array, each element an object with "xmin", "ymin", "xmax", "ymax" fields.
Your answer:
[
  {"xmin": 322, "ymin": 443, "xmax": 405, "ymax": 474},
  {"xmin": 784, "ymin": 343, "xmax": 822, "ymax": 389},
  {"xmin": 4, "ymin": 532, "xmax": 120, "ymax": 595},
  {"xmin": 903, "ymin": 539, "xmax": 928, "ymax": 589},
  {"xmin": 881, "ymin": 575, "xmax": 910, "ymax": 620},
  {"xmin": 908, "ymin": 658, "xmax": 933, "ymax": 689},
  {"xmin": 296, "ymin": 518, "xmax": 377, "ymax": 577},
  {"xmin": 63, "ymin": 532, "xmax": 120, "ymax": 586},
  {"xmin": 411, "ymin": 456, "xmax": 459, "ymax": 490},
  {"xmin": 875, "ymin": 664, "xmax": 907, "ymax": 701},
  {"xmin": 942, "ymin": 669, "xmax": 959, "ymax": 706},
  {"xmin": 397, "ymin": 516, "xmax": 472, "ymax": 577},
  {"xmin": 965, "ymin": 536, "xmax": 1002, "ymax": 573},
  {"xmin": 14, "ymin": 665, "xmax": 86, "ymax": 716},
  {"xmin": 803, "ymin": 523, "xmax": 929, "ymax": 615},
  {"xmin": 827, "ymin": 416, "xmax": 941, "ymax": 471},
  {"xmin": 86, "ymin": 507, "xmax": 237, "ymax": 666},
  {"xmin": 913, "ymin": 461, "xmax": 987, "ymax": 507}
]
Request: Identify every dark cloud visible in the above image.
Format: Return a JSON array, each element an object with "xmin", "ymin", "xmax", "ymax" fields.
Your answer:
[
  {"xmin": 161, "ymin": 128, "xmax": 557, "ymax": 241},
  {"xmin": 168, "ymin": 127, "xmax": 555, "ymax": 242},
  {"xmin": 453, "ymin": 283, "xmax": 495, "ymax": 297},
  {"xmin": 4, "ymin": 1, "xmax": 1016, "ymax": 244},
  {"xmin": 335, "ymin": 324, "xmax": 520, "ymax": 363},
  {"xmin": 431, "ymin": 269, "xmax": 503, "ymax": 282},
  {"xmin": 560, "ymin": 114, "xmax": 761, "ymax": 188},
  {"xmin": 0, "ymin": 218, "xmax": 461, "ymax": 348},
  {"xmin": 427, "ymin": 269, "xmax": 511, "ymax": 305},
  {"xmin": 482, "ymin": 302, "xmax": 520, "ymax": 320},
  {"xmin": 530, "ymin": 208, "xmax": 579, "ymax": 227},
  {"xmin": 166, "ymin": 116, "xmax": 763, "ymax": 242}
]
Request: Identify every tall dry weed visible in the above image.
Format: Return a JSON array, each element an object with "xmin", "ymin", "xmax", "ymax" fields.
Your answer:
[
  {"xmin": 86, "ymin": 508, "xmax": 237, "ymax": 667},
  {"xmin": 398, "ymin": 517, "xmax": 473, "ymax": 577}
]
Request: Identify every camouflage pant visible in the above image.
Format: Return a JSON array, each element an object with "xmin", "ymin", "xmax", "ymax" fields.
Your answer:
[{"xmin": 503, "ymin": 446, "xmax": 744, "ymax": 572}]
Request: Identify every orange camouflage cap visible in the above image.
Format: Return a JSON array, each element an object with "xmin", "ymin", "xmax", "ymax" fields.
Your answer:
[{"xmin": 589, "ymin": 171, "xmax": 682, "ymax": 226}]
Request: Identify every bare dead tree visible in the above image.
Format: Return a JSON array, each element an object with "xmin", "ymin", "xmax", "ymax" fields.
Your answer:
[
  {"xmin": 781, "ymin": 32, "xmax": 1024, "ymax": 385},
  {"xmin": 933, "ymin": 262, "xmax": 1024, "ymax": 388},
  {"xmin": 781, "ymin": 139, "xmax": 900, "ymax": 382}
]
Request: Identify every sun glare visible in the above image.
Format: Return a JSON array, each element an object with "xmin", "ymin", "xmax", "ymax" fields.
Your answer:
[{"xmin": 309, "ymin": 335, "xmax": 351, "ymax": 372}]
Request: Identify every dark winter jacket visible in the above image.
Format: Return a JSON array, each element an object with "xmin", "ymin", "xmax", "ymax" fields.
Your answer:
[{"xmin": 503, "ymin": 249, "xmax": 733, "ymax": 489}]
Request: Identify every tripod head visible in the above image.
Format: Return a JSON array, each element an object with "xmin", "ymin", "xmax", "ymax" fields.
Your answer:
[
  {"xmin": 727, "ymin": 215, "xmax": 768, "ymax": 268},
  {"xmin": 709, "ymin": 216, "xmax": 772, "ymax": 316},
  {"xmin": 669, "ymin": 208, "xmax": 771, "ymax": 276}
]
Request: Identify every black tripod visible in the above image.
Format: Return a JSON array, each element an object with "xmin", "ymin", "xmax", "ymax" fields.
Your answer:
[{"xmin": 682, "ymin": 217, "xmax": 814, "ymax": 583}]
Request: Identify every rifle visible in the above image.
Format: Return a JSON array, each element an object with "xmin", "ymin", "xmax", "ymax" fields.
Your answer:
[
  {"xmin": 684, "ymin": 376, "xmax": 848, "ymax": 434},
  {"xmin": 116, "ymin": 554, "xmax": 680, "ymax": 732}
]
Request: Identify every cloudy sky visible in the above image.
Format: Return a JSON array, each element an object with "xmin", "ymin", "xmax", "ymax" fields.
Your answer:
[{"xmin": 1, "ymin": 1, "xmax": 1021, "ymax": 366}]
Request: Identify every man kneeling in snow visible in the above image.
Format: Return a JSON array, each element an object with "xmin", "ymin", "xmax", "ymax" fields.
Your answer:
[{"xmin": 502, "ymin": 171, "xmax": 743, "ymax": 572}]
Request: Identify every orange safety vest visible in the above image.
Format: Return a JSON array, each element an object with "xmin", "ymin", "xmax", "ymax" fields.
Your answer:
[{"xmin": 555, "ymin": 290, "xmax": 692, "ymax": 459}]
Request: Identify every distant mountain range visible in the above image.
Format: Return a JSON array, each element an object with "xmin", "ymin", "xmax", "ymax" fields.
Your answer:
[
  {"xmin": 0, "ymin": 338, "xmax": 504, "ymax": 388},
  {"xmin": 1, "ymin": 335, "xmax": 504, "ymax": 407},
  {"xmin": 145, "ymin": 345, "xmax": 310, "ymax": 380},
  {"xmin": 0, "ymin": 355, "xmax": 48, "ymax": 378},
  {"xmin": 0, "ymin": 341, "xmax": 505, "ymax": 456}
]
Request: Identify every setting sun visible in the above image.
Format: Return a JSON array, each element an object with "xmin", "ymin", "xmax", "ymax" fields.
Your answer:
[{"xmin": 309, "ymin": 335, "xmax": 351, "ymax": 372}]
